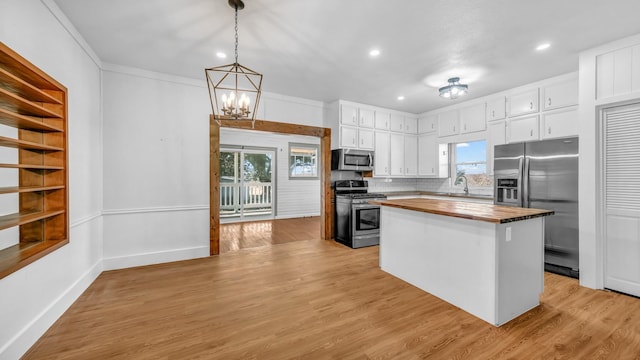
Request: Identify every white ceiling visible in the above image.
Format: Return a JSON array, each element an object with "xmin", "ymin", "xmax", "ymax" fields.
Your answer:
[{"xmin": 54, "ymin": 0, "xmax": 640, "ymax": 114}]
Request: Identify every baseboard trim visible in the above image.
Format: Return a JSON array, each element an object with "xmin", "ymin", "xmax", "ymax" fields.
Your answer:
[
  {"xmin": 102, "ymin": 246, "xmax": 210, "ymax": 271},
  {"xmin": 102, "ymin": 205, "xmax": 209, "ymax": 216},
  {"xmin": 0, "ymin": 259, "xmax": 103, "ymax": 359}
]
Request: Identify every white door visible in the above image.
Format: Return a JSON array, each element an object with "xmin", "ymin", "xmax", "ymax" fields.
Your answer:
[{"xmin": 603, "ymin": 102, "xmax": 640, "ymax": 297}]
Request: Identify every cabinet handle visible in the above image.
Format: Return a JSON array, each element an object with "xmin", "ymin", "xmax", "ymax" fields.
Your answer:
[
  {"xmin": 548, "ymin": 127, "xmax": 551, "ymax": 134},
  {"xmin": 353, "ymin": 138, "xmax": 355, "ymax": 145},
  {"xmin": 530, "ymin": 129, "xmax": 533, "ymax": 137},
  {"xmin": 386, "ymin": 121, "xmax": 388, "ymax": 128},
  {"xmin": 432, "ymin": 167, "xmax": 434, "ymax": 173},
  {"xmin": 453, "ymin": 125, "xmax": 456, "ymax": 132},
  {"xmin": 548, "ymin": 98, "xmax": 552, "ymax": 106},
  {"xmin": 492, "ymin": 110, "xmax": 495, "ymax": 117},
  {"xmin": 464, "ymin": 124, "xmax": 467, "ymax": 131},
  {"xmin": 431, "ymin": 123, "xmax": 434, "ymax": 129},
  {"xmin": 529, "ymin": 102, "xmax": 533, "ymax": 110}
]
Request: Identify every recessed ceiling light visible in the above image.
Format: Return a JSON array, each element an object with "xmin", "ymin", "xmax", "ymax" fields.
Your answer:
[
  {"xmin": 397, "ymin": 96, "xmax": 405, "ymax": 101},
  {"xmin": 369, "ymin": 49, "xmax": 381, "ymax": 57},
  {"xmin": 536, "ymin": 43, "xmax": 551, "ymax": 51},
  {"xmin": 216, "ymin": 52, "xmax": 227, "ymax": 59}
]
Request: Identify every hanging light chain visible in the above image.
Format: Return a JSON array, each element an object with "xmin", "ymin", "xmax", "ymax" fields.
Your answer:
[{"xmin": 234, "ymin": 5, "xmax": 239, "ymax": 64}]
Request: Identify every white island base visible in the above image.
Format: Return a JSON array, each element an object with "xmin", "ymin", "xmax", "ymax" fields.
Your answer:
[{"xmin": 380, "ymin": 206, "xmax": 545, "ymax": 327}]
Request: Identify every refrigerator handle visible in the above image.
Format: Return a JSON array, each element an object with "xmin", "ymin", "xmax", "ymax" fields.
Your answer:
[{"xmin": 523, "ymin": 157, "xmax": 530, "ymax": 208}]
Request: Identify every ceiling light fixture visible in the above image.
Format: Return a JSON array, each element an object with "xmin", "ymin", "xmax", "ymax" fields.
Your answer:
[
  {"xmin": 536, "ymin": 43, "xmax": 551, "ymax": 51},
  {"xmin": 216, "ymin": 52, "xmax": 227, "ymax": 59},
  {"xmin": 397, "ymin": 96, "xmax": 405, "ymax": 101},
  {"xmin": 438, "ymin": 77, "xmax": 468, "ymax": 100},
  {"xmin": 369, "ymin": 49, "xmax": 381, "ymax": 57},
  {"xmin": 205, "ymin": 0, "xmax": 262, "ymax": 127}
]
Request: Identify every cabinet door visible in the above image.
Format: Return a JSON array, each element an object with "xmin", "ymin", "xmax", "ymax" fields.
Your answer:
[
  {"xmin": 486, "ymin": 97, "xmax": 506, "ymax": 121},
  {"xmin": 541, "ymin": 108, "xmax": 578, "ymax": 139},
  {"xmin": 460, "ymin": 103, "xmax": 486, "ymax": 134},
  {"xmin": 359, "ymin": 108, "xmax": 375, "ymax": 128},
  {"xmin": 404, "ymin": 117, "xmax": 418, "ymax": 134},
  {"xmin": 542, "ymin": 78, "xmax": 578, "ymax": 111},
  {"xmin": 508, "ymin": 89, "xmax": 539, "ymax": 117},
  {"xmin": 390, "ymin": 114, "xmax": 405, "ymax": 132},
  {"xmin": 508, "ymin": 115, "xmax": 539, "ymax": 143},
  {"xmin": 375, "ymin": 111, "xmax": 390, "ymax": 130},
  {"xmin": 419, "ymin": 115, "xmax": 437, "ymax": 133},
  {"xmin": 418, "ymin": 133, "xmax": 437, "ymax": 176},
  {"xmin": 404, "ymin": 135, "xmax": 418, "ymax": 176},
  {"xmin": 390, "ymin": 133, "xmax": 405, "ymax": 176},
  {"xmin": 437, "ymin": 110, "xmax": 459, "ymax": 137},
  {"xmin": 358, "ymin": 128, "xmax": 374, "ymax": 149},
  {"xmin": 374, "ymin": 131, "xmax": 390, "ymax": 177},
  {"xmin": 340, "ymin": 104, "xmax": 358, "ymax": 126},
  {"xmin": 487, "ymin": 121, "xmax": 506, "ymax": 175},
  {"xmin": 340, "ymin": 126, "xmax": 358, "ymax": 148}
]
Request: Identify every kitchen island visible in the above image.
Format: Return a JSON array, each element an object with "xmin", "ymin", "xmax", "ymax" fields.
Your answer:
[{"xmin": 373, "ymin": 198, "xmax": 554, "ymax": 326}]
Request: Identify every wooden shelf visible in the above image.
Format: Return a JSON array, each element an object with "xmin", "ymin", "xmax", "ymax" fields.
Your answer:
[
  {"xmin": 0, "ymin": 135, "xmax": 64, "ymax": 151},
  {"xmin": 0, "ymin": 88, "xmax": 63, "ymax": 119},
  {"xmin": 0, "ymin": 108, "xmax": 63, "ymax": 132},
  {"xmin": 0, "ymin": 185, "xmax": 65, "ymax": 195},
  {"xmin": 0, "ymin": 41, "xmax": 68, "ymax": 280},
  {"xmin": 0, "ymin": 68, "xmax": 62, "ymax": 105},
  {"xmin": 0, "ymin": 163, "xmax": 64, "ymax": 170},
  {"xmin": 0, "ymin": 209, "xmax": 65, "ymax": 231}
]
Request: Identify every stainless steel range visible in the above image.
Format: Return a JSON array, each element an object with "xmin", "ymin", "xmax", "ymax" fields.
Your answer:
[{"xmin": 334, "ymin": 180, "xmax": 387, "ymax": 248}]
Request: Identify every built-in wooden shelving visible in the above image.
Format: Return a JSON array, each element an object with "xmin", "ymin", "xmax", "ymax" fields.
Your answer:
[{"xmin": 0, "ymin": 41, "xmax": 68, "ymax": 279}]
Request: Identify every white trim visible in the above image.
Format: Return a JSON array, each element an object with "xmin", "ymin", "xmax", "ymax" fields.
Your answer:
[
  {"xmin": 102, "ymin": 205, "xmax": 209, "ymax": 216},
  {"xmin": 260, "ymin": 91, "xmax": 325, "ymax": 109},
  {"xmin": 70, "ymin": 212, "xmax": 101, "ymax": 228},
  {"xmin": 102, "ymin": 246, "xmax": 209, "ymax": 271},
  {"xmin": 102, "ymin": 63, "xmax": 206, "ymax": 88},
  {"xmin": 0, "ymin": 259, "xmax": 103, "ymax": 360},
  {"xmin": 40, "ymin": 0, "xmax": 102, "ymax": 68}
]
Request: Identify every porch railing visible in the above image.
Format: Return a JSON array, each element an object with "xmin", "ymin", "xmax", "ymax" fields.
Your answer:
[{"xmin": 220, "ymin": 182, "xmax": 272, "ymax": 215}]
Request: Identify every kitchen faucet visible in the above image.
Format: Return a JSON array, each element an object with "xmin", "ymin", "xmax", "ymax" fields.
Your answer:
[{"xmin": 455, "ymin": 174, "xmax": 469, "ymax": 195}]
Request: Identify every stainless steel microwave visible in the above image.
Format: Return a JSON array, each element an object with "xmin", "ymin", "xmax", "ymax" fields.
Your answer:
[{"xmin": 331, "ymin": 149, "xmax": 374, "ymax": 171}]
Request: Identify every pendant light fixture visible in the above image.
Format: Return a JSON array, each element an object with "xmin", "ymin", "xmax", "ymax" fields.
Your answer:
[
  {"xmin": 205, "ymin": 0, "xmax": 262, "ymax": 126},
  {"xmin": 439, "ymin": 77, "xmax": 468, "ymax": 99}
]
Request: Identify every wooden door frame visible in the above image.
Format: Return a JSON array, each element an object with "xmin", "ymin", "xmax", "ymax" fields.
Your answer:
[{"xmin": 210, "ymin": 116, "xmax": 332, "ymax": 255}]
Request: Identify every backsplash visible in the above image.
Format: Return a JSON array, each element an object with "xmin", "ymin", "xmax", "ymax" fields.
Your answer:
[
  {"xmin": 365, "ymin": 177, "xmax": 495, "ymax": 197},
  {"xmin": 365, "ymin": 177, "xmax": 418, "ymax": 192}
]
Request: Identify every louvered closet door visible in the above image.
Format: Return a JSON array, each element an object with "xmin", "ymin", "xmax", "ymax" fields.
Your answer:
[{"xmin": 604, "ymin": 102, "xmax": 640, "ymax": 297}]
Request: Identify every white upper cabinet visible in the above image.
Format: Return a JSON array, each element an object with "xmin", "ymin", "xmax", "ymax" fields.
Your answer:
[
  {"xmin": 374, "ymin": 130, "xmax": 390, "ymax": 177},
  {"xmin": 340, "ymin": 103, "xmax": 359, "ymax": 126},
  {"xmin": 375, "ymin": 111, "xmax": 390, "ymax": 130},
  {"xmin": 486, "ymin": 97, "xmax": 506, "ymax": 121},
  {"xmin": 542, "ymin": 77, "xmax": 578, "ymax": 111},
  {"xmin": 418, "ymin": 133, "xmax": 437, "ymax": 176},
  {"xmin": 390, "ymin": 133, "xmax": 405, "ymax": 176},
  {"xmin": 596, "ymin": 44, "xmax": 640, "ymax": 100},
  {"xmin": 459, "ymin": 103, "xmax": 487, "ymax": 134},
  {"xmin": 419, "ymin": 115, "xmax": 437, "ymax": 133},
  {"xmin": 358, "ymin": 128, "xmax": 374, "ymax": 150},
  {"xmin": 359, "ymin": 108, "xmax": 375, "ymax": 128},
  {"xmin": 390, "ymin": 113, "xmax": 405, "ymax": 132},
  {"xmin": 508, "ymin": 89, "xmax": 539, "ymax": 117},
  {"xmin": 541, "ymin": 107, "xmax": 578, "ymax": 139},
  {"xmin": 508, "ymin": 115, "xmax": 539, "ymax": 143},
  {"xmin": 340, "ymin": 126, "xmax": 358, "ymax": 148},
  {"xmin": 437, "ymin": 110, "xmax": 460, "ymax": 137},
  {"xmin": 404, "ymin": 117, "xmax": 418, "ymax": 134},
  {"xmin": 404, "ymin": 135, "xmax": 418, "ymax": 176}
]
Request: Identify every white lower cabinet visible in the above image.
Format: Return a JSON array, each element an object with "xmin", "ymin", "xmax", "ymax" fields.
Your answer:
[
  {"xmin": 541, "ymin": 107, "xmax": 578, "ymax": 139},
  {"xmin": 508, "ymin": 115, "xmax": 539, "ymax": 143},
  {"xmin": 418, "ymin": 133, "xmax": 437, "ymax": 176},
  {"xmin": 374, "ymin": 131, "xmax": 390, "ymax": 176},
  {"xmin": 404, "ymin": 135, "xmax": 418, "ymax": 176},
  {"xmin": 390, "ymin": 133, "xmax": 405, "ymax": 176}
]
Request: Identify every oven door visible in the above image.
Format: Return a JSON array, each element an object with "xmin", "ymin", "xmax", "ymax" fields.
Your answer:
[{"xmin": 351, "ymin": 202, "xmax": 381, "ymax": 237}]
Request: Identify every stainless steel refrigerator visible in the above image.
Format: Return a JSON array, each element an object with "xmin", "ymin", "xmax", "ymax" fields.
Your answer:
[{"xmin": 493, "ymin": 137, "xmax": 579, "ymax": 277}]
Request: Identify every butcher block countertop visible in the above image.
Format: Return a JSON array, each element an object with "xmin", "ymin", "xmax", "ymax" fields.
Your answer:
[{"xmin": 372, "ymin": 198, "xmax": 554, "ymax": 224}]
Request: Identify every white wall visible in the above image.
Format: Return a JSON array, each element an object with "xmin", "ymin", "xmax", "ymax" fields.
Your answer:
[
  {"xmin": 0, "ymin": 0, "xmax": 103, "ymax": 358},
  {"xmin": 578, "ymin": 32, "xmax": 640, "ymax": 289},
  {"xmin": 101, "ymin": 65, "xmax": 325, "ymax": 270},
  {"xmin": 222, "ymin": 129, "xmax": 321, "ymax": 219}
]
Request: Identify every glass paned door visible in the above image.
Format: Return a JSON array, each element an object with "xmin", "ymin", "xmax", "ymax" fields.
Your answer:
[{"xmin": 220, "ymin": 146, "xmax": 275, "ymax": 220}]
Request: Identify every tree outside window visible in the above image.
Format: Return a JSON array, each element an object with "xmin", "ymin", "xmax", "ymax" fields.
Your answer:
[
  {"xmin": 453, "ymin": 140, "xmax": 492, "ymax": 188},
  {"xmin": 289, "ymin": 143, "xmax": 319, "ymax": 179}
]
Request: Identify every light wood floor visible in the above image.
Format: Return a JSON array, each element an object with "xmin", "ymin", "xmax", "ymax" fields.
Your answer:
[
  {"xmin": 220, "ymin": 217, "xmax": 320, "ymax": 253},
  {"xmin": 25, "ymin": 227, "xmax": 640, "ymax": 359}
]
